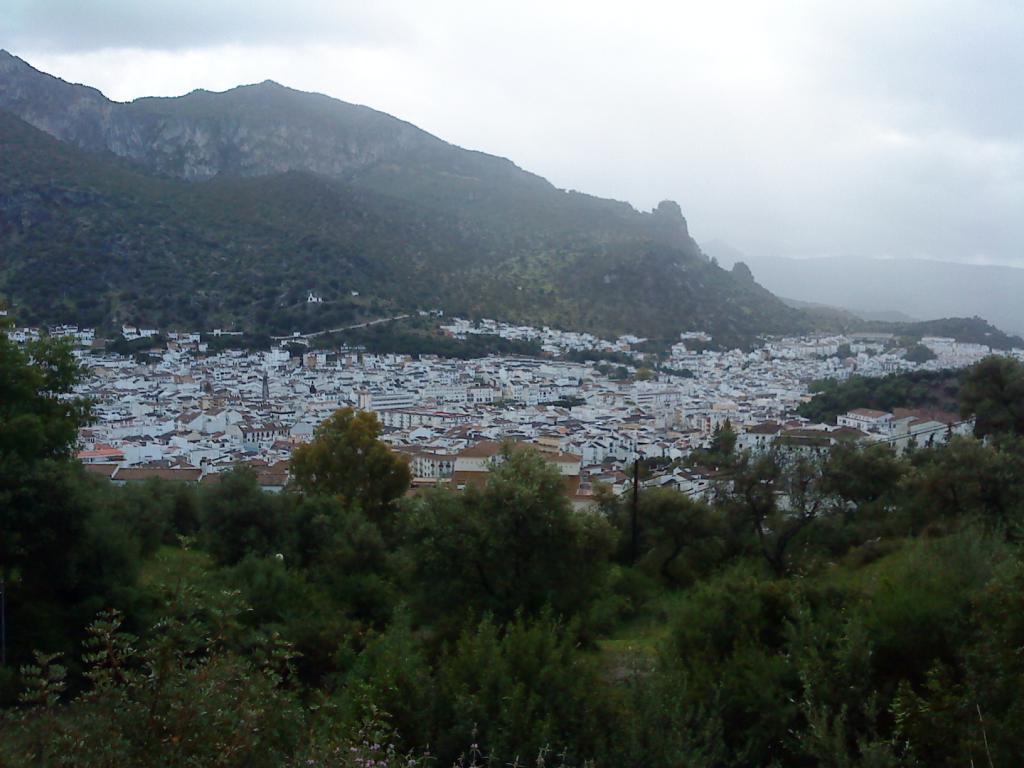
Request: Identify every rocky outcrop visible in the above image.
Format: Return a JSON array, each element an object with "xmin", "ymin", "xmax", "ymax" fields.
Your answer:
[
  {"xmin": 0, "ymin": 52, "xmax": 438, "ymax": 181},
  {"xmin": 0, "ymin": 51, "xmax": 808, "ymax": 344}
]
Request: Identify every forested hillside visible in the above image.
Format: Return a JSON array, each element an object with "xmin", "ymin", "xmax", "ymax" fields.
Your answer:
[
  {"xmin": 866, "ymin": 316, "xmax": 1024, "ymax": 350},
  {"xmin": 4, "ymin": 326, "xmax": 1024, "ymax": 766},
  {"xmin": 798, "ymin": 369, "xmax": 964, "ymax": 423},
  {"xmin": 0, "ymin": 51, "xmax": 807, "ymax": 345}
]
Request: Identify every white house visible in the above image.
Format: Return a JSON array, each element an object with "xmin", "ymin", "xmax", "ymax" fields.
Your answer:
[
  {"xmin": 836, "ymin": 408, "xmax": 893, "ymax": 433},
  {"xmin": 736, "ymin": 421, "xmax": 783, "ymax": 453}
]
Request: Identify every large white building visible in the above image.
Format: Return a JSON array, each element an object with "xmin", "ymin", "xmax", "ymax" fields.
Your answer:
[
  {"xmin": 837, "ymin": 408, "xmax": 892, "ymax": 433},
  {"xmin": 357, "ymin": 389, "xmax": 419, "ymax": 412}
]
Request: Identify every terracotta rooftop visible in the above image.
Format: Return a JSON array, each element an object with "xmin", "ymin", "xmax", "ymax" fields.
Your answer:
[
  {"xmin": 457, "ymin": 440, "xmax": 581, "ymax": 463},
  {"xmin": 76, "ymin": 447, "xmax": 126, "ymax": 460},
  {"xmin": 114, "ymin": 467, "xmax": 203, "ymax": 483}
]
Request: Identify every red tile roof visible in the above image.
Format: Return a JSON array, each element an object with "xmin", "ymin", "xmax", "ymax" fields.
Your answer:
[{"xmin": 114, "ymin": 467, "xmax": 203, "ymax": 483}]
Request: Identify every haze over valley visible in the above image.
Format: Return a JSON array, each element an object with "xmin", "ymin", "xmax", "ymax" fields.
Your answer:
[{"xmin": 706, "ymin": 242, "xmax": 1024, "ymax": 336}]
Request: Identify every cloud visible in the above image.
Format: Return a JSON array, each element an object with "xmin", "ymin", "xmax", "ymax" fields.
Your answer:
[
  {"xmin": 2, "ymin": 0, "xmax": 413, "ymax": 52},
  {"xmin": 4, "ymin": 0, "xmax": 1023, "ymax": 265}
]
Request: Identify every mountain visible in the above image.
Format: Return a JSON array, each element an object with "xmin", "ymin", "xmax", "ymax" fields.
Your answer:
[
  {"xmin": 0, "ymin": 50, "xmax": 807, "ymax": 344},
  {"xmin": 780, "ymin": 297, "xmax": 918, "ymax": 324},
  {"xmin": 703, "ymin": 240, "xmax": 1024, "ymax": 336}
]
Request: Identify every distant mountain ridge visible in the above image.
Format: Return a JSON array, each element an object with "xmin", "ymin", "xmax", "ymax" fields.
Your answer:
[
  {"xmin": 779, "ymin": 297, "xmax": 918, "ymax": 324},
  {"xmin": 703, "ymin": 240, "xmax": 1024, "ymax": 337},
  {"xmin": 0, "ymin": 50, "xmax": 807, "ymax": 344}
]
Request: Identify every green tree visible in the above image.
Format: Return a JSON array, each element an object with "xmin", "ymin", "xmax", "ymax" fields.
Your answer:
[
  {"xmin": 821, "ymin": 442, "xmax": 906, "ymax": 514},
  {"xmin": 431, "ymin": 612, "xmax": 610, "ymax": 764},
  {"xmin": 200, "ymin": 467, "xmax": 293, "ymax": 566},
  {"xmin": 0, "ymin": 604, "xmax": 308, "ymax": 767},
  {"xmin": 612, "ymin": 664, "xmax": 726, "ymax": 768},
  {"xmin": 904, "ymin": 343, "xmax": 937, "ymax": 364},
  {"xmin": 953, "ymin": 556, "xmax": 1024, "ymax": 763},
  {"xmin": 0, "ymin": 324, "xmax": 90, "ymax": 472},
  {"xmin": 295, "ymin": 497, "xmax": 398, "ymax": 627},
  {"xmin": 635, "ymin": 366, "xmax": 655, "ymax": 381},
  {"xmin": 113, "ymin": 479, "xmax": 201, "ymax": 557},
  {"xmin": 902, "ymin": 436, "xmax": 1024, "ymax": 531},
  {"xmin": 710, "ymin": 419, "xmax": 738, "ymax": 458},
  {"xmin": 406, "ymin": 447, "xmax": 614, "ymax": 624},
  {"xmin": 960, "ymin": 355, "xmax": 1024, "ymax": 438},
  {"xmin": 0, "ymin": 325, "xmax": 141, "ymax": 669},
  {"xmin": 290, "ymin": 408, "xmax": 410, "ymax": 521},
  {"xmin": 687, "ymin": 419, "xmax": 739, "ymax": 469},
  {"xmin": 663, "ymin": 562, "xmax": 820, "ymax": 765},
  {"xmin": 726, "ymin": 451, "xmax": 827, "ymax": 575},
  {"xmin": 632, "ymin": 489, "xmax": 722, "ymax": 585}
]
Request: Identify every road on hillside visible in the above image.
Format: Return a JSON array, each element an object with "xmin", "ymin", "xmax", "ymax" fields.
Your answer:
[{"xmin": 270, "ymin": 314, "xmax": 410, "ymax": 342}]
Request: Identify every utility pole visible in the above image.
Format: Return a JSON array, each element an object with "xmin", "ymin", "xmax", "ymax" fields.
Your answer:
[
  {"xmin": 1, "ymin": 576, "xmax": 6, "ymax": 667},
  {"xmin": 631, "ymin": 455, "xmax": 640, "ymax": 564}
]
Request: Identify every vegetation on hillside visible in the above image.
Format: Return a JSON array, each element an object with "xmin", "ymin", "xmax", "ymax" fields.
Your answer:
[
  {"xmin": 313, "ymin": 316, "xmax": 545, "ymax": 359},
  {"xmin": 0, "ymin": 96, "xmax": 806, "ymax": 346},
  {"xmin": 798, "ymin": 369, "xmax": 964, "ymax": 423},
  {"xmin": 866, "ymin": 316, "xmax": 1024, "ymax": 350}
]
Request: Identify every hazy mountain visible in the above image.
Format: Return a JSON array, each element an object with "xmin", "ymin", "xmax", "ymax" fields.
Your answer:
[
  {"xmin": 779, "ymin": 297, "xmax": 918, "ymax": 324},
  {"xmin": 704, "ymin": 240, "xmax": 1024, "ymax": 336},
  {"xmin": 0, "ymin": 49, "xmax": 703, "ymax": 247},
  {"xmin": 0, "ymin": 51, "xmax": 807, "ymax": 343}
]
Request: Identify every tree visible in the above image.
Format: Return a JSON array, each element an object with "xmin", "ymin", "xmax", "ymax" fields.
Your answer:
[
  {"xmin": 200, "ymin": 467, "xmax": 293, "ymax": 566},
  {"xmin": 114, "ymin": 478, "xmax": 201, "ymax": 557},
  {"xmin": 821, "ymin": 442, "xmax": 906, "ymax": 513},
  {"xmin": 290, "ymin": 408, "xmax": 410, "ymax": 521},
  {"xmin": 429, "ymin": 612, "xmax": 611, "ymax": 765},
  {"xmin": 0, "ymin": 325, "xmax": 139, "ymax": 667},
  {"xmin": 726, "ymin": 451, "xmax": 827, "ymax": 575},
  {"xmin": 903, "ymin": 436, "xmax": 1024, "ymax": 531},
  {"xmin": 406, "ymin": 447, "xmax": 614, "ymax": 624},
  {"xmin": 633, "ymin": 489, "xmax": 721, "ymax": 585},
  {"xmin": 960, "ymin": 355, "xmax": 1024, "ymax": 439},
  {"xmin": 0, "ymin": 323, "xmax": 90, "ymax": 472},
  {"xmin": 904, "ymin": 343, "xmax": 937, "ymax": 364},
  {"xmin": 688, "ymin": 419, "xmax": 738, "ymax": 469},
  {"xmin": 0, "ymin": 605, "xmax": 308, "ymax": 766},
  {"xmin": 710, "ymin": 419, "xmax": 738, "ymax": 457},
  {"xmin": 663, "ymin": 562, "xmax": 814, "ymax": 765}
]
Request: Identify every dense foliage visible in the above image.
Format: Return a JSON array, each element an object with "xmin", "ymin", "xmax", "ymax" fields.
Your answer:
[
  {"xmin": 903, "ymin": 342, "xmax": 937, "ymax": 364},
  {"xmin": 960, "ymin": 355, "xmax": 1024, "ymax": 438},
  {"xmin": 798, "ymin": 369, "xmax": 963, "ymax": 423},
  {"xmin": 314, "ymin": 317, "xmax": 545, "ymax": 359},
  {"xmin": 866, "ymin": 316, "xmax": 1024, "ymax": 350},
  {"xmin": 4, "ymin": 334, "xmax": 1024, "ymax": 766}
]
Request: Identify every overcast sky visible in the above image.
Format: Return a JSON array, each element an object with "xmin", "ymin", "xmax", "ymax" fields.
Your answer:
[{"xmin": 4, "ymin": 1, "xmax": 1023, "ymax": 266}]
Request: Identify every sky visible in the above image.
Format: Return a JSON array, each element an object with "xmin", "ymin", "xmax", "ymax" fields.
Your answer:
[{"xmin": 3, "ymin": 0, "xmax": 1023, "ymax": 266}]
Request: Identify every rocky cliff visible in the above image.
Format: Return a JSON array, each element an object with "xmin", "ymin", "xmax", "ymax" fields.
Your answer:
[{"xmin": 0, "ymin": 51, "xmax": 808, "ymax": 344}]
